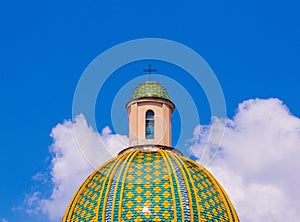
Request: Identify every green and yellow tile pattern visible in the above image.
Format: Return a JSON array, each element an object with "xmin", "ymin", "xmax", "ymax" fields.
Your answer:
[
  {"xmin": 63, "ymin": 148, "xmax": 239, "ymax": 222},
  {"xmin": 130, "ymin": 82, "xmax": 170, "ymax": 101}
]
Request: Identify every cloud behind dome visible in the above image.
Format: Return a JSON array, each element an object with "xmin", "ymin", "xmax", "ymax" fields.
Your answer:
[{"xmin": 191, "ymin": 98, "xmax": 300, "ymax": 222}]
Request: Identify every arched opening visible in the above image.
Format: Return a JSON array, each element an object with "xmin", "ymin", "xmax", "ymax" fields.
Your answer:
[{"xmin": 145, "ymin": 110, "xmax": 154, "ymax": 139}]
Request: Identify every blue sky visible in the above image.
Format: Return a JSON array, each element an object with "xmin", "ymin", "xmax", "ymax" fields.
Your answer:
[{"xmin": 0, "ymin": 1, "xmax": 300, "ymax": 221}]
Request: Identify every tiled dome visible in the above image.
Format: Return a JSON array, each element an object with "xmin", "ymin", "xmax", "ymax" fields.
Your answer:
[
  {"xmin": 130, "ymin": 81, "xmax": 170, "ymax": 101},
  {"xmin": 63, "ymin": 146, "xmax": 239, "ymax": 221}
]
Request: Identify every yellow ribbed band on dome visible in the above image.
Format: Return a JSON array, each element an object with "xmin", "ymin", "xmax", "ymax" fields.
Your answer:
[
  {"xmin": 111, "ymin": 150, "xmax": 139, "ymax": 221},
  {"xmin": 159, "ymin": 150, "xmax": 186, "ymax": 222},
  {"xmin": 158, "ymin": 150, "xmax": 177, "ymax": 221}
]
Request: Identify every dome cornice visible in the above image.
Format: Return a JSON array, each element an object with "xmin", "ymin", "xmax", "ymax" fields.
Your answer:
[{"xmin": 118, "ymin": 144, "xmax": 183, "ymax": 156}]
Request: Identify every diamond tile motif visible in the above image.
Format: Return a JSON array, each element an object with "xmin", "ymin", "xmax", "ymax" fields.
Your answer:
[
  {"xmin": 121, "ymin": 151, "xmax": 174, "ymax": 221},
  {"xmin": 183, "ymin": 157, "xmax": 233, "ymax": 221}
]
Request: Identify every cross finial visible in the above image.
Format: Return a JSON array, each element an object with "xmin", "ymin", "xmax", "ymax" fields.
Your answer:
[{"xmin": 143, "ymin": 64, "xmax": 157, "ymax": 81}]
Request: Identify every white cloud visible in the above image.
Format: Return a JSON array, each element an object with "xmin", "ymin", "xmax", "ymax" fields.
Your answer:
[
  {"xmin": 1, "ymin": 218, "xmax": 8, "ymax": 222},
  {"xmin": 191, "ymin": 98, "xmax": 300, "ymax": 222},
  {"xmin": 26, "ymin": 114, "xmax": 128, "ymax": 221}
]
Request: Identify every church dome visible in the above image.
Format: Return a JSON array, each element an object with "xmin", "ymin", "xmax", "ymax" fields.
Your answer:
[
  {"xmin": 130, "ymin": 81, "xmax": 170, "ymax": 101},
  {"xmin": 63, "ymin": 146, "xmax": 239, "ymax": 221}
]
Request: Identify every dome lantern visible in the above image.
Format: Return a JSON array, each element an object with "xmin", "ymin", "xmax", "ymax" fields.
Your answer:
[{"xmin": 126, "ymin": 81, "xmax": 175, "ymax": 147}]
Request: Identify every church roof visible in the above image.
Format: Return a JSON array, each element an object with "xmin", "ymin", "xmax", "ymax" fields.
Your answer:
[
  {"xmin": 63, "ymin": 147, "xmax": 239, "ymax": 221},
  {"xmin": 130, "ymin": 81, "xmax": 170, "ymax": 101}
]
